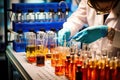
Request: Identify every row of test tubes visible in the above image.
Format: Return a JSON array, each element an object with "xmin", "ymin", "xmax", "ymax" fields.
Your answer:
[
  {"xmin": 52, "ymin": 42, "xmax": 120, "ymax": 80},
  {"xmin": 14, "ymin": 27, "xmax": 120, "ymax": 80}
]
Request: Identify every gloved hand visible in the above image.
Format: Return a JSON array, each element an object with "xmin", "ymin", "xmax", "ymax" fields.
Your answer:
[
  {"xmin": 72, "ymin": 25, "xmax": 108, "ymax": 44},
  {"xmin": 57, "ymin": 28, "xmax": 71, "ymax": 46}
]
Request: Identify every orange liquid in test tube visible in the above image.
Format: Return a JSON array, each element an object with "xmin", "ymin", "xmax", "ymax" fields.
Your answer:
[{"xmin": 82, "ymin": 66, "xmax": 87, "ymax": 80}]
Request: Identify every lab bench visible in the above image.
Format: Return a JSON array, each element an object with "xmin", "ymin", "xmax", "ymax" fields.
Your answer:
[{"xmin": 6, "ymin": 46, "xmax": 68, "ymax": 80}]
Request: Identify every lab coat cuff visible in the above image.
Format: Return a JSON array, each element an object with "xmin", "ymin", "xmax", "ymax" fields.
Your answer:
[{"xmin": 112, "ymin": 30, "xmax": 120, "ymax": 48}]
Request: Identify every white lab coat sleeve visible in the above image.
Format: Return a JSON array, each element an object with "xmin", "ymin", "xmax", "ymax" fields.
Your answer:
[
  {"xmin": 112, "ymin": 30, "xmax": 120, "ymax": 48},
  {"xmin": 63, "ymin": 0, "xmax": 88, "ymax": 37}
]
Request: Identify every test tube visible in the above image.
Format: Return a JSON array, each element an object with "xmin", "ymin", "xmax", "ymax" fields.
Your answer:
[
  {"xmin": 75, "ymin": 65, "xmax": 82, "ymax": 80},
  {"xmin": 65, "ymin": 55, "xmax": 71, "ymax": 77},
  {"xmin": 117, "ymin": 55, "xmax": 120, "ymax": 79}
]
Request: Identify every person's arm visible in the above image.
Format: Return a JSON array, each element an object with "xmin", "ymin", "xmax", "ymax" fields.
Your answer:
[
  {"xmin": 57, "ymin": 0, "xmax": 88, "ymax": 46},
  {"xmin": 63, "ymin": 0, "xmax": 88, "ymax": 36},
  {"xmin": 107, "ymin": 27, "xmax": 120, "ymax": 48}
]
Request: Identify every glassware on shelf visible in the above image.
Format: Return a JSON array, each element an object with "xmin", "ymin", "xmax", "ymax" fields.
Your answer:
[
  {"xmin": 26, "ymin": 9, "xmax": 35, "ymax": 22},
  {"xmin": 25, "ymin": 29, "xmax": 36, "ymax": 63}
]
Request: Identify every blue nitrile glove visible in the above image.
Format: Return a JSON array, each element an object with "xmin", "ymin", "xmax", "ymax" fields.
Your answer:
[
  {"xmin": 72, "ymin": 25, "xmax": 108, "ymax": 44},
  {"xmin": 58, "ymin": 28, "xmax": 71, "ymax": 46}
]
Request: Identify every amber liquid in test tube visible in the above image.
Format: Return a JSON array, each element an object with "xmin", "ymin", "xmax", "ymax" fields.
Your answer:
[
  {"xmin": 65, "ymin": 55, "xmax": 71, "ymax": 78},
  {"xmin": 97, "ymin": 59, "xmax": 105, "ymax": 80},
  {"xmin": 117, "ymin": 59, "xmax": 120, "ymax": 79},
  {"xmin": 75, "ymin": 54, "xmax": 83, "ymax": 66},
  {"xmin": 55, "ymin": 47, "xmax": 65, "ymax": 76},
  {"xmin": 91, "ymin": 60, "xmax": 97, "ymax": 80},
  {"xmin": 109, "ymin": 57, "xmax": 117, "ymax": 80},
  {"xmin": 87, "ymin": 58, "xmax": 92, "ymax": 80},
  {"xmin": 69, "ymin": 54, "xmax": 76, "ymax": 80},
  {"xmin": 81, "ymin": 62, "xmax": 87, "ymax": 80},
  {"xmin": 51, "ymin": 48, "xmax": 60, "ymax": 67},
  {"xmin": 75, "ymin": 65, "xmax": 82, "ymax": 80},
  {"xmin": 105, "ymin": 58, "xmax": 110, "ymax": 80}
]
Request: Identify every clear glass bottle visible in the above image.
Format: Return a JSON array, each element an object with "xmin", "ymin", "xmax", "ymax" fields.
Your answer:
[
  {"xmin": 25, "ymin": 29, "xmax": 36, "ymax": 63},
  {"xmin": 48, "ymin": 9, "xmax": 55, "ymax": 22},
  {"xmin": 14, "ymin": 10, "xmax": 22, "ymax": 23},
  {"xmin": 36, "ymin": 28, "xmax": 48, "ymax": 62},
  {"xmin": 57, "ymin": 8, "xmax": 62, "ymax": 22},
  {"xmin": 46, "ymin": 28, "xmax": 57, "ymax": 53},
  {"xmin": 26, "ymin": 9, "xmax": 35, "ymax": 22},
  {"xmin": 15, "ymin": 29, "xmax": 25, "ymax": 43},
  {"xmin": 64, "ymin": 8, "xmax": 70, "ymax": 21},
  {"xmin": 37, "ymin": 9, "xmax": 46, "ymax": 22}
]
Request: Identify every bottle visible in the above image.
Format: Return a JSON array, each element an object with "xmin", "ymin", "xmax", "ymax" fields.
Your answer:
[
  {"xmin": 103, "ymin": 58, "xmax": 110, "ymax": 80},
  {"xmin": 116, "ymin": 52, "xmax": 120, "ymax": 79},
  {"xmin": 64, "ymin": 8, "xmax": 70, "ymax": 21},
  {"xmin": 86, "ymin": 57, "xmax": 92, "ymax": 80},
  {"xmin": 26, "ymin": 9, "xmax": 35, "ymax": 22},
  {"xmin": 15, "ymin": 29, "xmax": 24, "ymax": 43},
  {"xmin": 117, "ymin": 59, "xmax": 120, "ymax": 79},
  {"xmin": 75, "ymin": 53, "xmax": 82, "ymax": 66},
  {"xmin": 55, "ymin": 59, "xmax": 64, "ymax": 76},
  {"xmin": 48, "ymin": 9, "xmax": 55, "ymax": 22},
  {"xmin": 14, "ymin": 29, "xmax": 26, "ymax": 52},
  {"xmin": 69, "ymin": 53, "xmax": 76, "ymax": 80},
  {"xmin": 65, "ymin": 55, "xmax": 71, "ymax": 77},
  {"xmin": 109, "ymin": 57, "xmax": 117, "ymax": 80},
  {"xmin": 90, "ymin": 60, "xmax": 97, "ymax": 80},
  {"xmin": 81, "ymin": 61, "xmax": 87, "ymax": 80},
  {"xmin": 51, "ymin": 49, "xmax": 59, "ymax": 67},
  {"xmin": 36, "ymin": 28, "xmax": 48, "ymax": 61},
  {"xmin": 54, "ymin": 47, "xmax": 64, "ymax": 76},
  {"xmin": 46, "ymin": 28, "xmax": 57, "ymax": 53},
  {"xmin": 57, "ymin": 8, "xmax": 62, "ymax": 22},
  {"xmin": 97, "ymin": 57, "xmax": 105, "ymax": 80},
  {"xmin": 76, "ymin": 65, "xmax": 82, "ymax": 80},
  {"xmin": 37, "ymin": 9, "xmax": 46, "ymax": 22},
  {"xmin": 25, "ymin": 29, "xmax": 36, "ymax": 63},
  {"xmin": 14, "ymin": 10, "xmax": 22, "ymax": 23},
  {"xmin": 36, "ymin": 54, "xmax": 45, "ymax": 66}
]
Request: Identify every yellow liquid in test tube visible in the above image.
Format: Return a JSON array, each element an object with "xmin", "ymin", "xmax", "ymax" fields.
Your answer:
[{"xmin": 26, "ymin": 45, "xmax": 36, "ymax": 63}]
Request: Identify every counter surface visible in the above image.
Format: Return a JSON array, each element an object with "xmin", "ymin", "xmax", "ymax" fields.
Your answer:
[{"xmin": 6, "ymin": 46, "xmax": 68, "ymax": 80}]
